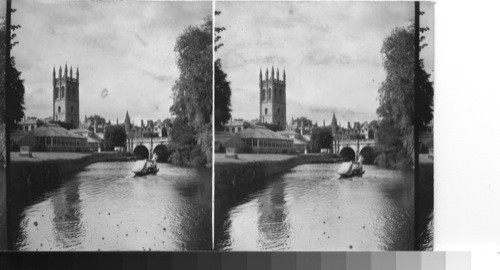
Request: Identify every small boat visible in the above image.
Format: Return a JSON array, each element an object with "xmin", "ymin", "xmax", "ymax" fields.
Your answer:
[
  {"xmin": 337, "ymin": 161, "xmax": 365, "ymax": 178},
  {"xmin": 132, "ymin": 160, "xmax": 159, "ymax": 176}
]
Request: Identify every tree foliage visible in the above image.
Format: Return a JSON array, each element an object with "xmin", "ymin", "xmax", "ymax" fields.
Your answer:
[
  {"xmin": 376, "ymin": 21, "xmax": 433, "ymax": 166},
  {"xmin": 87, "ymin": 114, "xmax": 106, "ymax": 125},
  {"xmin": 103, "ymin": 125, "xmax": 127, "ymax": 151},
  {"xmin": 214, "ymin": 11, "xmax": 232, "ymax": 131},
  {"xmin": 310, "ymin": 127, "xmax": 333, "ymax": 153},
  {"xmin": 293, "ymin": 116, "xmax": 313, "ymax": 132},
  {"xmin": 170, "ymin": 17, "xmax": 212, "ymax": 165},
  {"xmin": 1, "ymin": 19, "xmax": 25, "ymax": 130}
]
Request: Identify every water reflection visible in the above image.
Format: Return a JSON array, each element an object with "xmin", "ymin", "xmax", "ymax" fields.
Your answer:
[
  {"xmin": 256, "ymin": 179, "xmax": 290, "ymax": 250},
  {"xmin": 216, "ymin": 163, "xmax": 414, "ymax": 251},
  {"xmin": 11, "ymin": 162, "xmax": 211, "ymax": 251}
]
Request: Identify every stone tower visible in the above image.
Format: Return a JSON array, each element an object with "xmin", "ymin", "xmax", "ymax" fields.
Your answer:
[
  {"xmin": 259, "ymin": 66, "xmax": 286, "ymax": 130},
  {"xmin": 53, "ymin": 63, "xmax": 79, "ymax": 128}
]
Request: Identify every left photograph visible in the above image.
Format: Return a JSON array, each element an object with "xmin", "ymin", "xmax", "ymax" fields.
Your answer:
[{"xmin": 6, "ymin": 0, "xmax": 212, "ymax": 251}]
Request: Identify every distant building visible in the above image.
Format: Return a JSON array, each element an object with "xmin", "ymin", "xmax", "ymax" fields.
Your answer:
[
  {"xmin": 214, "ymin": 132, "xmax": 245, "ymax": 153},
  {"xmin": 331, "ymin": 113, "xmax": 376, "ymax": 141},
  {"xmin": 259, "ymin": 66, "xmax": 286, "ymax": 130},
  {"xmin": 70, "ymin": 128, "xmax": 103, "ymax": 152},
  {"xmin": 121, "ymin": 111, "xmax": 169, "ymax": 139},
  {"xmin": 53, "ymin": 64, "xmax": 80, "ymax": 128},
  {"xmin": 224, "ymin": 119, "xmax": 250, "ymax": 133},
  {"xmin": 277, "ymin": 130, "xmax": 309, "ymax": 153},
  {"xmin": 238, "ymin": 124, "xmax": 293, "ymax": 154},
  {"xmin": 32, "ymin": 124, "xmax": 88, "ymax": 152},
  {"xmin": 16, "ymin": 117, "xmax": 39, "ymax": 131}
]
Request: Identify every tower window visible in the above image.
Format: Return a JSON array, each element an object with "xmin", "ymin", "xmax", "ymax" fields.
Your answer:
[
  {"xmin": 262, "ymin": 89, "xmax": 265, "ymax": 101},
  {"xmin": 265, "ymin": 108, "xmax": 268, "ymax": 115},
  {"xmin": 62, "ymin": 86, "xmax": 65, "ymax": 98},
  {"xmin": 55, "ymin": 87, "xmax": 59, "ymax": 99},
  {"xmin": 278, "ymin": 108, "xmax": 281, "ymax": 115},
  {"xmin": 268, "ymin": 88, "xmax": 271, "ymax": 100},
  {"xmin": 58, "ymin": 106, "xmax": 61, "ymax": 113},
  {"xmin": 71, "ymin": 106, "xmax": 74, "ymax": 113},
  {"xmin": 274, "ymin": 89, "xmax": 277, "ymax": 99}
]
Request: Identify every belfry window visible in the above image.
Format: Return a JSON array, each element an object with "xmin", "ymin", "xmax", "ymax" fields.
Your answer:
[
  {"xmin": 61, "ymin": 86, "xmax": 65, "ymax": 98},
  {"xmin": 58, "ymin": 106, "xmax": 61, "ymax": 113},
  {"xmin": 265, "ymin": 108, "xmax": 268, "ymax": 115},
  {"xmin": 55, "ymin": 87, "xmax": 59, "ymax": 98}
]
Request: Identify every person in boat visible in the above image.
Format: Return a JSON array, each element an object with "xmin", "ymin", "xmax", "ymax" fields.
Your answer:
[
  {"xmin": 151, "ymin": 153, "xmax": 158, "ymax": 169},
  {"xmin": 355, "ymin": 155, "xmax": 364, "ymax": 171}
]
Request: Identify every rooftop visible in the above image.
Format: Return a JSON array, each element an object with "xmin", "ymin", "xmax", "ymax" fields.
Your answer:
[
  {"xmin": 33, "ymin": 125, "xmax": 84, "ymax": 139},
  {"xmin": 238, "ymin": 125, "xmax": 291, "ymax": 141}
]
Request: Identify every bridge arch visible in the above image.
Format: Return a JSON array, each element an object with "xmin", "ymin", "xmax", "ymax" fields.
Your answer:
[
  {"xmin": 340, "ymin": 147, "xmax": 356, "ymax": 161},
  {"xmin": 153, "ymin": 144, "xmax": 171, "ymax": 163},
  {"xmin": 133, "ymin": 145, "xmax": 149, "ymax": 160},
  {"xmin": 359, "ymin": 146, "xmax": 376, "ymax": 164}
]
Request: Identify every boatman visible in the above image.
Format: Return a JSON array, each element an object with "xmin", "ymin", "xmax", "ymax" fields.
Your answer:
[
  {"xmin": 151, "ymin": 153, "xmax": 158, "ymax": 168},
  {"xmin": 357, "ymin": 155, "xmax": 364, "ymax": 170}
]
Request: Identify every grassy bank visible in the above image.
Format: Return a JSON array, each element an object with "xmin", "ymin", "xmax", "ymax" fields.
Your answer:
[
  {"xmin": 215, "ymin": 154, "xmax": 341, "ymax": 198},
  {"xmin": 10, "ymin": 152, "xmax": 133, "ymax": 191}
]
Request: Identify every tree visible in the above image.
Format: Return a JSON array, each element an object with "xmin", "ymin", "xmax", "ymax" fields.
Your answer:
[
  {"xmin": 170, "ymin": 117, "xmax": 196, "ymax": 146},
  {"xmin": 310, "ymin": 127, "xmax": 333, "ymax": 153},
  {"xmin": 293, "ymin": 116, "xmax": 313, "ymax": 133},
  {"xmin": 214, "ymin": 11, "xmax": 232, "ymax": 131},
  {"xmin": 103, "ymin": 125, "xmax": 127, "ymax": 151},
  {"xmin": 1, "ymin": 18, "xmax": 25, "ymax": 130},
  {"xmin": 376, "ymin": 21, "xmax": 433, "ymax": 166},
  {"xmin": 170, "ymin": 17, "xmax": 212, "ymax": 165},
  {"xmin": 87, "ymin": 115, "xmax": 106, "ymax": 125}
]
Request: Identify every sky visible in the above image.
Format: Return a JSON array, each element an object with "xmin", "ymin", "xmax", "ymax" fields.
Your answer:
[
  {"xmin": 12, "ymin": 0, "xmax": 211, "ymax": 124},
  {"xmin": 216, "ymin": 1, "xmax": 434, "ymax": 127}
]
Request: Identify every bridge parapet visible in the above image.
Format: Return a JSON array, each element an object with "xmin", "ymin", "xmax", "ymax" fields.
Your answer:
[{"xmin": 338, "ymin": 139, "xmax": 375, "ymax": 145}]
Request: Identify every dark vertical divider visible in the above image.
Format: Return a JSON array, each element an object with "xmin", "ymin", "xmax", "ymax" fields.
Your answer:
[
  {"xmin": 413, "ymin": 1, "xmax": 421, "ymax": 251},
  {"xmin": 4, "ymin": 0, "xmax": 12, "ymax": 251}
]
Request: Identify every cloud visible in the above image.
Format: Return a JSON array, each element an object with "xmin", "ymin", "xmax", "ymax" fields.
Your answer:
[
  {"xmin": 13, "ymin": 0, "xmax": 211, "ymax": 122},
  {"xmin": 216, "ymin": 1, "xmax": 424, "ymax": 123}
]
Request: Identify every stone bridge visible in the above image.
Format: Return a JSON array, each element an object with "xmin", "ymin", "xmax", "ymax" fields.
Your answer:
[
  {"xmin": 127, "ymin": 137, "xmax": 171, "ymax": 159},
  {"xmin": 333, "ymin": 139, "xmax": 376, "ymax": 161}
]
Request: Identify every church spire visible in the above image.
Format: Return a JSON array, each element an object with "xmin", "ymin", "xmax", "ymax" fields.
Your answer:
[
  {"xmin": 283, "ymin": 68, "xmax": 286, "ymax": 83},
  {"xmin": 271, "ymin": 66, "xmax": 274, "ymax": 81},
  {"xmin": 64, "ymin": 62, "xmax": 68, "ymax": 78},
  {"xmin": 277, "ymin": 68, "xmax": 280, "ymax": 82},
  {"xmin": 259, "ymin": 68, "xmax": 262, "ymax": 86},
  {"xmin": 59, "ymin": 65, "xmax": 62, "ymax": 78},
  {"xmin": 76, "ymin": 66, "xmax": 79, "ymax": 81},
  {"xmin": 70, "ymin": 66, "xmax": 73, "ymax": 79}
]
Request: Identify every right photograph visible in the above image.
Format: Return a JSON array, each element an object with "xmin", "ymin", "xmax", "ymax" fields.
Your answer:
[{"xmin": 214, "ymin": 1, "xmax": 434, "ymax": 251}]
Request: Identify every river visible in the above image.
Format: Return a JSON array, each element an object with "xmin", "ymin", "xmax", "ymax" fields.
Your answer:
[
  {"xmin": 10, "ymin": 162, "xmax": 211, "ymax": 251},
  {"xmin": 215, "ymin": 163, "xmax": 415, "ymax": 251}
]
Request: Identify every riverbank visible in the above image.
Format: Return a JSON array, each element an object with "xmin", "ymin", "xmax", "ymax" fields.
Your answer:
[
  {"xmin": 10, "ymin": 152, "xmax": 134, "ymax": 191},
  {"xmin": 215, "ymin": 153, "xmax": 341, "ymax": 196}
]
